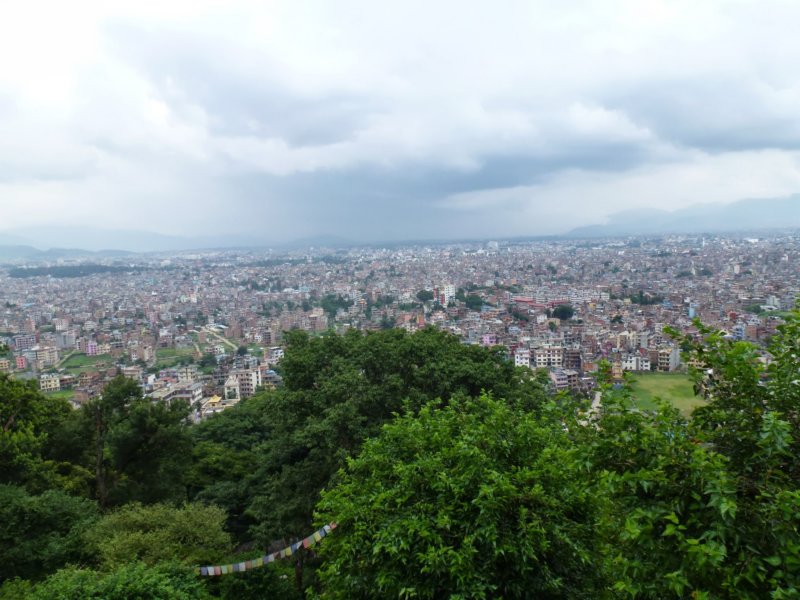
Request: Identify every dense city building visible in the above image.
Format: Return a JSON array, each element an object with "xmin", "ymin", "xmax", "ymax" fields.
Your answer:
[{"xmin": 1, "ymin": 232, "xmax": 797, "ymax": 410}]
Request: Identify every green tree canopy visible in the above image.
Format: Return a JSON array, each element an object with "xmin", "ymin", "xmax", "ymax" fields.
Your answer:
[
  {"xmin": 244, "ymin": 328, "xmax": 546, "ymax": 543},
  {"xmin": 81, "ymin": 376, "xmax": 194, "ymax": 508},
  {"xmin": 551, "ymin": 304, "xmax": 575, "ymax": 320},
  {"xmin": 314, "ymin": 395, "xmax": 607, "ymax": 599},
  {"xmin": 20, "ymin": 562, "xmax": 211, "ymax": 600},
  {"xmin": 0, "ymin": 485, "xmax": 98, "ymax": 583},
  {"xmin": 0, "ymin": 374, "xmax": 72, "ymax": 490},
  {"xmin": 464, "ymin": 294, "xmax": 483, "ymax": 311},
  {"xmin": 84, "ymin": 502, "xmax": 232, "ymax": 570}
]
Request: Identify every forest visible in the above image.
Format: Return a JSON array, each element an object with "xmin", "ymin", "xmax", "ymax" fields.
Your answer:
[{"xmin": 1, "ymin": 312, "xmax": 799, "ymax": 598}]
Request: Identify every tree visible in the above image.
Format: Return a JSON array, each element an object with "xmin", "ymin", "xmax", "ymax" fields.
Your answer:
[
  {"xmin": 415, "ymin": 290, "xmax": 434, "ymax": 303},
  {"xmin": 84, "ymin": 502, "xmax": 231, "ymax": 569},
  {"xmin": 21, "ymin": 562, "xmax": 211, "ymax": 600},
  {"xmin": 314, "ymin": 395, "xmax": 607, "ymax": 599},
  {"xmin": 83, "ymin": 376, "xmax": 193, "ymax": 508},
  {"xmin": 0, "ymin": 485, "xmax": 98, "ymax": 582},
  {"xmin": 551, "ymin": 304, "xmax": 574, "ymax": 320},
  {"xmin": 237, "ymin": 346, "xmax": 248, "ymax": 356},
  {"xmin": 187, "ymin": 394, "xmax": 274, "ymax": 541},
  {"xmin": 573, "ymin": 384, "xmax": 740, "ymax": 599},
  {"xmin": 464, "ymin": 294, "xmax": 483, "ymax": 311},
  {"xmin": 0, "ymin": 373, "xmax": 72, "ymax": 490},
  {"xmin": 580, "ymin": 307, "xmax": 800, "ymax": 598},
  {"xmin": 244, "ymin": 327, "xmax": 545, "ymax": 548},
  {"xmin": 199, "ymin": 353, "xmax": 217, "ymax": 369}
]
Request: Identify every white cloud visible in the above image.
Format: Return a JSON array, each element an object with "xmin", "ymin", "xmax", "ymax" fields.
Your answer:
[
  {"xmin": 0, "ymin": 0, "xmax": 799, "ymax": 238},
  {"xmin": 439, "ymin": 149, "xmax": 800, "ymax": 234}
]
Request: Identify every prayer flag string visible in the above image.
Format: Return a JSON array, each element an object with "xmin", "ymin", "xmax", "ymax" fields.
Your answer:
[{"xmin": 197, "ymin": 522, "xmax": 337, "ymax": 577}]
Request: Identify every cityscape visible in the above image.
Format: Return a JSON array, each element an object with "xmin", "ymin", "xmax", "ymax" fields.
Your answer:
[
  {"xmin": 2, "ymin": 231, "xmax": 796, "ymax": 417},
  {"xmin": 3, "ymin": 0, "xmax": 800, "ymax": 596}
]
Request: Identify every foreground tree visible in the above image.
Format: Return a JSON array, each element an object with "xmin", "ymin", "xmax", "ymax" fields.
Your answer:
[
  {"xmin": 0, "ymin": 485, "xmax": 98, "ymax": 583},
  {"xmin": 0, "ymin": 374, "xmax": 71, "ymax": 490},
  {"xmin": 14, "ymin": 562, "xmax": 211, "ymax": 600},
  {"xmin": 82, "ymin": 376, "xmax": 193, "ymax": 508},
  {"xmin": 314, "ymin": 395, "xmax": 607, "ymax": 599},
  {"xmin": 84, "ymin": 502, "xmax": 232, "ymax": 569},
  {"xmin": 245, "ymin": 327, "xmax": 544, "ymax": 546}
]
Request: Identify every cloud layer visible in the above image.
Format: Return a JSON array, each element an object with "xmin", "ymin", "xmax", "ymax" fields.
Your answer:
[{"xmin": 1, "ymin": 0, "xmax": 799, "ymax": 242}]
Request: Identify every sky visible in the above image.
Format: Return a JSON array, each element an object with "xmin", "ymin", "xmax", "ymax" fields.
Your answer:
[{"xmin": 1, "ymin": 0, "xmax": 800, "ymax": 245}]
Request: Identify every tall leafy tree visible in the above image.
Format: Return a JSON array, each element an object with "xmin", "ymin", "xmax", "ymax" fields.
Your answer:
[
  {"xmin": 83, "ymin": 376, "xmax": 193, "ymax": 508},
  {"xmin": 314, "ymin": 395, "xmax": 607, "ymax": 599},
  {"xmin": 246, "ymin": 327, "xmax": 545, "ymax": 546},
  {"xmin": 0, "ymin": 374, "xmax": 71, "ymax": 490}
]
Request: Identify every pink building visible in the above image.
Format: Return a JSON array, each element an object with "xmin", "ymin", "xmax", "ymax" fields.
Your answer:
[
  {"xmin": 86, "ymin": 341, "xmax": 98, "ymax": 356},
  {"xmin": 16, "ymin": 355, "xmax": 27, "ymax": 369}
]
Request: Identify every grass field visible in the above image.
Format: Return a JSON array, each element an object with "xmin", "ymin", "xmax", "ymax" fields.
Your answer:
[
  {"xmin": 155, "ymin": 346, "xmax": 197, "ymax": 368},
  {"xmin": 47, "ymin": 389, "xmax": 76, "ymax": 402},
  {"xmin": 61, "ymin": 353, "xmax": 114, "ymax": 373},
  {"xmin": 629, "ymin": 372, "xmax": 705, "ymax": 416}
]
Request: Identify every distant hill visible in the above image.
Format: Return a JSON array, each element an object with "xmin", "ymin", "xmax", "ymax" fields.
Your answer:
[
  {"xmin": 0, "ymin": 245, "xmax": 135, "ymax": 263},
  {"xmin": 566, "ymin": 196, "xmax": 800, "ymax": 238},
  {"xmin": 0, "ymin": 245, "xmax": 44, "ymax": 261},
  {"xmin": 0, "ymin": 226, "xmax": 198, "ymax": 253}
]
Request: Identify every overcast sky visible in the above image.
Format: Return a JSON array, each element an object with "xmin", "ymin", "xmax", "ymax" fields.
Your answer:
[{"xmin": 1, "ymin": 0, "xmax": 800, "ymax": 244}]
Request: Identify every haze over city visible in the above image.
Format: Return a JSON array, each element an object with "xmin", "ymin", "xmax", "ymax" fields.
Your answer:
[{"xmin": 2, "ymin": 0, "xmax": 800, "ymax": 249}]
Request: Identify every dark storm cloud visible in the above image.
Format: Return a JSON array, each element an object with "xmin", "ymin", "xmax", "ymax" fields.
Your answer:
[{"xmin": 606, "ymin": 78, "xmax": 800, "ymax": 153}]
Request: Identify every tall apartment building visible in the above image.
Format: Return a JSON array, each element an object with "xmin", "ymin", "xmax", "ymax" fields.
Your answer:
[
  {"xmin": 657, "ymin": 347, "xmax": 680, "ymax": 372},
  {"xmin": 533, "ymin": 345, "xmax": 564, "ymax": 369},
  {"xmin": 13, "ymin": 334, "xmax": 37, "ymax": 351},
  {"xmin": 224, "ymin": 368, "xmax": 263, "ymax": 401}
]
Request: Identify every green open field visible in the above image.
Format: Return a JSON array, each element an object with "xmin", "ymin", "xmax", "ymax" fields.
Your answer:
[
  {"xmin": 629, "ymin": 372, "xmax": 705, "ymax": 416},
  {"xmin": 47, "ymin": 389, "xmax": 76, "ymax": 402},
  {"xmin": 155, "ymin": 346, "xmax": 198, "ymax": 368},
  {"xmin": 61, "ymin": 353, "xmax": 115, "ymax": 374}
]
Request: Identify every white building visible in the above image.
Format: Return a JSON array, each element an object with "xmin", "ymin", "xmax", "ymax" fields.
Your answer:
[{"xmin": 514, "ymin": 348, "xmax": 531, "ymax": 368}]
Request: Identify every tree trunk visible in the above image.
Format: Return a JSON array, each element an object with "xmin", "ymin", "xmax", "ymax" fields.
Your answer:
[
  {"xmin": 294, "ymin": 549, "xmax": 304, "ymax": 594},
  {"xmin": 94, "ymin": 404, "xmax": 108, "ymax": 510}
]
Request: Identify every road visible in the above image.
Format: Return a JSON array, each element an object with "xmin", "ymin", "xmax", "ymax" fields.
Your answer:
[{"xmin": 202, "ymin": 326, "xmax": 238, "ymax": 351}]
